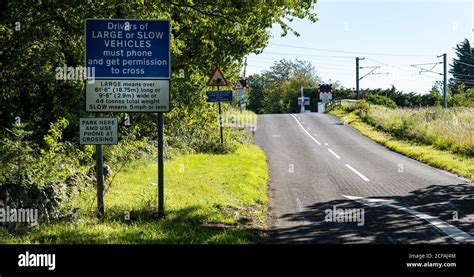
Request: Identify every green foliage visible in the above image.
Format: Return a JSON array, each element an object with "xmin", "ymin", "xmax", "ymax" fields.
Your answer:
[
  {"xmin": 365, "ymin": 94, "xmax": 397, "ymax": 108},
  {"xmin": 0, "ymin": 123, "xmax": 34, "ymax": 186},
  {"xmin": 0, "ymin": 2, "xmax": 317, "ymax": 231},
  {"xmin": 354, "ymin": 100, "xmax": 370, "ymax": 116},
  {"xmin": 347, "ymin": 104, "xmax": 474, "ymax": 157},
  {"xmin": 246, "ymin": 75, "xmax": 266, "ymax": 114},
  {"xmin": 1, "ymin": 1, "xmax": 318, "ymax": 152},
  {"xmin": 247, "ymin": 59, "xmax": 320, "ymax": 114},
  {"xmin": 332, "ymin": 81, "xmax": 355, "ymax": 99},
  {"xmin": 0, "ymin": 120, "xmax": 82, "ymax": 227},
  {"xmin": 449, "ymin": 87, "xmax": 474, "ymax": 108},
  {"xmin": 1, "ymin": 144, "xmax": 269, "ymax": 243},
  {"xmin": 449, "ymin": 38, "xmax": 474, "ymax": 91},
  {"xmin": 329, "ymin": 108, "xmax": 474, "ymax": 180},
  {"xmin": 359, "ymin": 86, "xmax": 437, "ymax": 108}
]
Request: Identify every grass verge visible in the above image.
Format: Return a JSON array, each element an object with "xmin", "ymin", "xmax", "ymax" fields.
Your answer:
[
  {"xmin": 0, "ymin": 143, "xmax": 268, "ymax": 244},
  {"xmin": 329, "ymin": 107, "xmax": 474, "ymax": 180}
]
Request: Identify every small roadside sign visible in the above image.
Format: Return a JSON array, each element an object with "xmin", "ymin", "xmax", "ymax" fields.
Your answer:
[
  {"xmin": 206, "ymin": 91, "xmax": 233, "ymax": 102},
  {"xmin": 234, "ymin": 80, "xmax": 246, "ymax": 101},
  {"xmin": 298, "ymin": 97, "xmax": 310, "ymax": 105},
  {"xmin": 207, "ymin": 66, "xmax": 228, "ymax": 86},
  {"xmin": 80, "ymin": 118, "xmax": 118, "ymax": 145},
  {"xmin": 235, "ymin": 88, "xmax": 246, "ymax": 100},
  {"xmin": 320, "ymin": 92, "xmax": 332, "ymax": 102},
  {"xmin": 207, "ymin": 67, "xmax": 229, "ymax": 145}
]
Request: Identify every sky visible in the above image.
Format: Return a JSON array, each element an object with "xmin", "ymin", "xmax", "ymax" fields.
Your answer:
[{"xmin": 245, "ymin": 0, "xmax": 473, "ymax": 94}]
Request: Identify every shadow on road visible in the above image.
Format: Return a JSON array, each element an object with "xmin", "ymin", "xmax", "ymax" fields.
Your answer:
[{"xmin": 267, "ymin": 183, "xmax": 474, "ymax": 244}]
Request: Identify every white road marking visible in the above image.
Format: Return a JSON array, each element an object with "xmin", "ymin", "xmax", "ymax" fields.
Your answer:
[
  {"xmin": 385, "ymin": 235, "xmax": 396, "ymax": 244},
  {"xmin": 342, "ymin": 195, "xmax": 474, "ymax": 243},
  {"xmin": 294, "ymin": 196, "xmax": 313, "ymax": 226},
  {"xmin": 295, "ymin": 197, "xmax": 304, "ymax": 212},
  {"xmin": 324, "ymin": 143, "xmax": 329, "ymax": 146},
  {"xmin": 307, "ymin": 127, "xmax": 310, "ymax": 130},
  {"xmin": 313, "ymin": 134, "xmax": 318, "ymax": 136},
  {"xmin": 328, "ymin": 148, "xmax": 341, "ymax": 159},
  {"xmin": 344, "ymin": 164, "xmax": 370, "ymax": 181},
  {"xmin": 290, "ymin": 114, "xmax": 322, "ymax": 145}
]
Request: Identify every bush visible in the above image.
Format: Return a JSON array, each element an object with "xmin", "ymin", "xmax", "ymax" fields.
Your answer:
[
  {"xmin": 0, "ymin": 120, "xmax": 81, "ymax": 228},
  {"xmin": 449, "ymin": 88, "xmax": 474, "ymax": 108},
  {"xmin": 365, "ymin": 94, "xmax": 397, "ymax": 108},
  {"xmin": 354, "ymin": 100, "xmax": 370, "ymax": 117}
]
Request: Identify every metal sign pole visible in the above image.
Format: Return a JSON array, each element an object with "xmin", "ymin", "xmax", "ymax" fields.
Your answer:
[
  {"xmin": 300, "ymin": 86, "xmax": 305, "ymax": 113},
  {"xmin": 95, "ymin": 113, "xmax": 105, "ymax": 219},
  {"xmin": 218, "ymin": 86, "xmax": 224, "ymax": 145},
  {"xmin": 158, "ymin": 112, "xmax": 164, "ymax": 217}
]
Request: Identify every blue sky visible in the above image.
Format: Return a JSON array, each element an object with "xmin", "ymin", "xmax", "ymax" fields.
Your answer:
[{"xmin": 246, "ymin": 0, "xmax": 473, "ymax": 94}]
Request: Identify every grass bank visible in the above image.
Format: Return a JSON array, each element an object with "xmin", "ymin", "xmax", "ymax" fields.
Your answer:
[
  {"xmin": 329, "ymin": 103, "xmax": 474, "ymax": 180},
  {"xmin": 0, "ymin": 143, "xmax": 268, "ymax": 244}
]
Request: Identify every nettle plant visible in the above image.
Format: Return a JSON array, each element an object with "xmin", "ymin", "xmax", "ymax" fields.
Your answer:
[{"xmin": 0, "ymin": 118, "xmax": 91, "ymax": 228}]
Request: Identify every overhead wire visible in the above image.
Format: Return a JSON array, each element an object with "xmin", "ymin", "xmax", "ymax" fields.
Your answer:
[{"xmin": 269, "ymin": 43, "xmax": 436, "ymax": 57}]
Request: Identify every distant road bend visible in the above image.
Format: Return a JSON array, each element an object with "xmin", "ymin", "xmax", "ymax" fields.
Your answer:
[{"xmin": 255, "ymin": 113, "xmax": 473, "ymax": 244}]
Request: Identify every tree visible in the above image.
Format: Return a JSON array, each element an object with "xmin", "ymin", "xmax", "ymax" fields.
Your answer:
[
  {"xmin": 449, "ymin": 38, "xmax": 474, "ymax": 91},
  {"xmin": 247, "ymin": 59, "xmax": 320, "ymax": 114},
  {"xmin": 246, "ymin": 74, "xmax": 265, "ymax": 114},
  {"xmin": 332, "ymin": 81, "xmax": 355, "ymax": 99},
  {"xmin": 1, "ymin": 1, "xmax": 318, "ymax": 151}
]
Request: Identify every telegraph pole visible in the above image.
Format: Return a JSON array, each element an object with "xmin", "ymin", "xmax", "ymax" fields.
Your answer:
[
  {"xmin": 439, "ymin": 53, "xmax": 447, "ymax": 109},
  {"xmin": 411, "ymin": 55, "xmax": 446, "ymax": 109},
  {"xmin": 240, "ymin": 57, "xmax": 247, "ymax": 113},
  {"xmin": 356, "ymin": 57, "xmax": 365, "ymax": 99},
  {"xmin": 243, "ymin": 56, "xmax": 247, "ymax": 77},
  {"xmin": 300, "ymin": 85, "xmax": 305, "ymax": 113},
  {"xmin": 356, "ymin": 57, "xmax": 388, "ymax": 100},
  {"xmin": 443, "ymin": 53, "xmax": 447, "ymax": 109}
]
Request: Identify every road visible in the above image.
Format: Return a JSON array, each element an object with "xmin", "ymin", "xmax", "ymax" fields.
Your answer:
[{"xmin": 254, "ymin": 113, "xmax": 474, "ymax": 244}]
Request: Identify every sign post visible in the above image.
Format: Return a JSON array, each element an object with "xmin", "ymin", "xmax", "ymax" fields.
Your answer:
[
  {"xmin": 234, "ymin": 82, "xmax": 246, "ymax": 113},
  {"xmin": 300, "ymin": 86, "xmax": 305, "ymax": 113},
  {"xmin": 79, "ymin": 117, "xmax": 118, "ymax": 218},
  {"xmin": 85, "ymin": 19, "xmax": 170, "ymax": 218},
  {"xmin": 96, "ymin": 134, "xmax": 105, "ymax": 218},
  {"xmin": 206, "ymin": 66, "xmax": 230, "ymax": 145},
  {"xmin": 157, "ymin": 112, "xmax": 164, "ymax": 216},
  {"xmin": 218, "ymin": 90, "xmax": 224, "ymax": 145}
]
